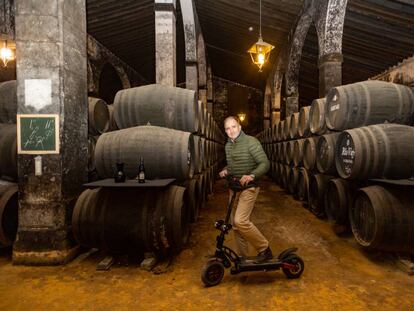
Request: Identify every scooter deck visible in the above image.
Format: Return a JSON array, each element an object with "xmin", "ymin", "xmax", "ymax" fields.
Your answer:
[{"xmin": 235, "ymin": 258, "xmax": 283, "ymax": 273}]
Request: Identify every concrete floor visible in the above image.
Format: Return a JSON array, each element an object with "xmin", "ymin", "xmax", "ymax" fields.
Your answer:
[{"xmin": 0, "ymin": 178, "xmax": 413, "ymax": 311}]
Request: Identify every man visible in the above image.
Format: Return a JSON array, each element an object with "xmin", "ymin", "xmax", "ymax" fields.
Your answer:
[{"xmin": 219, "ymin": 116, "xmax": 272, "ymax": 263}]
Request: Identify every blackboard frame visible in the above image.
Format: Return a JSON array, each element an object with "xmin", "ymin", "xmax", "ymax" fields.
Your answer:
[{"xmin": 17, "ymin": 114, "xmax": 60, "ymax": 154}]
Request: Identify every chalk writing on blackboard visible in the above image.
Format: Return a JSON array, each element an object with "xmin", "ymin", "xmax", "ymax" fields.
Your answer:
[{"xmin": 17, "ymin": 114, "xmax": 60, "ymax": 154}]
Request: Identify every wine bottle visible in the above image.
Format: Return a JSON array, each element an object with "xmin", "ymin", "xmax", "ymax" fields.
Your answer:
[
  {"xmin": 138, "ymin": 156, "xmax": 145, "ymax": 183},
  {"xmin": 114, "ymin": 162, "xmax": 126, "ymax": 183}
]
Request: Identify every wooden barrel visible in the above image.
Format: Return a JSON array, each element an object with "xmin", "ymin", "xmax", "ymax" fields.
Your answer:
[
  {"xmin": 0, "ymin": 181, "xmax": 18, "ymax": 247},
  {"xmin": 316, "ymin": 133, "xmax": 340, "ymax": 175},
  {"xmin": 72, "ymin": 185, "xmax": 189, "ymax": 256},
  {"xmin": 288, "ymin": 167, "xmax": 300, "ymax": 195},
  {"xmin": 289, "ymin": 112, "xmax": 300, "ymax": 139},
  {"xmin": 87, "ymin": 136, "xmax": 97, "ymax": 173},
  {"xmin": 88, "ymin": 97, "xmax": 110, "ymax": 135},
  {"xmin": 107, "ymin": 104, "xmax": 118, "ymax": 131},
  {"xmin": 193, "ymin": 135, "xmax": 203, "ymax": 174},
  {"xmin": 309, "ymin": 174, "xmax": 334, "ymax": 217},
  {"xmin": 272, "ymin": 121, "xmax": 279, "ymax": 142},
  {"xmin": 293, "ymin": 139, "xmax": 305, "ymax": 167},
  {"xmin": 114, "ymin": 84, "xmax": 199, "ymax": 133},
  {"xmin": 200, "ymin": 137, "xmax": 207, "ymax": 170},
  {"xmin": 0, "ymin": 124, "xmax": 17, "ymax": 180},
  {"xmin": 186, "ymin": 178, "xmax": 201, "ymax": 223},
  {"xmin": 326, "ymin": 81, "xmax": 414, "ymax": 131},
  {"xmin": 298, "ymin": 106, "xmax": 311, "ymax": 137},
  {"xmin": 283, "ymin": 117, "xmax": 291, "ymax": 141},
  {"xmin": 281, "ymin": 165, "xmax": 290, "ymax": 190},
  {"xmin": 350, "ymin": 185, "xmax": 414, "ymax": 253},
  {"xmin": 335, "ymin": 124, "xmax": 414, "ymax": 180},
  {"xmin": 277, "ymin": 120, "xmax": 284, "ymax": 141},
  {"xmin": 195, "ymin": 173, "xmax": 206, "ymax": 213},
  {"xmin": 0, "ymin": 80, "xmax": 17, "ymax": 124},
  {"xmin": 197, "ymin": 100, "xmax": 205, "ymax": 136},
  {"xmin": 303, "ymin": 136, "xmax": 320, "ymax": 170},
  {"xmin": 285, "ymin": 140, "xmax": 294, "ymax": 165},
  {"xmin": 325, "ymin": 178, "xmax": 358, "ymax": 227},
  {"xmin": 206, "ymin": 112, "xmax": 213, "ymax": 139},
  {"xmin": 280, "ymin": 142, "xmax": 287, "ymax": 164},
  {"xmin": 310, "ymin": 98, "xmax": 329, "ymax": 135},
  {"xmin": 275, "ymin": 163, "xmax": 282, "ymax": 185},
  {"xmin": 95, "ymin": 126, "xmax": 195, "ymax": 181},
  {"xmin": 298, "ymin": 168, "xmax": 310, "ymax": 202}
]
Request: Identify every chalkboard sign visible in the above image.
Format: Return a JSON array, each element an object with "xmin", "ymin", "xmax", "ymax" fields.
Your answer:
[{"xmin": 17, "ymin": 114, "xmax": 59, "ymax": 154}]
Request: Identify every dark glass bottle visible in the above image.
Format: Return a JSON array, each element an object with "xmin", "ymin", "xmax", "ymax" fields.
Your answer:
[
  {"xmin": 114, "ymin": 162, "xmax": 126, "ymax": 183},
  {"xmin": 138, "ymin": 156, "xmax": 145, "ymax": 183}
]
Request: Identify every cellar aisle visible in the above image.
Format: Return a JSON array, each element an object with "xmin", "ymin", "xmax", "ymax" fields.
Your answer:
[{"xmin": 0, "ymin": 178, "xmax": 413, "ymax": 311}]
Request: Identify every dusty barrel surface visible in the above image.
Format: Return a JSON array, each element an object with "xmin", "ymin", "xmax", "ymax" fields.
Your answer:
[
  {"xmin": 0, "ymin": 80, "xmax": 17, "ymax": 124},
  {"xmin": 0, "ymin": 181, "xmax": 18, "ymax": 247},
  {"xmin": 192, "ymin": 135, "xmax": 203, "ymax": 174},
  {"xmin": 114, "ymin": 84, "xmax": 199, "ymax": 133},
  {"xmin": 303, "ymin": 136, "xmax": 320, "ymax": 170},
  {"xmin": 0, "ymin": 124, "xmax": 17, "ymax": 180},
  {"xmin": 95, "ymin": 126, "xmax": 195, "ymax": 181},
  {"xmin": 72, "ymin": 185, "xmax": 189, "ymax": 255},
  {"xmin": 298, "ymin": 106, "xmax": 311, "ymax": 137},
  {"xmin": 289, "ymin": 112, "xmax": 300, "ymax": 139},
  {"xmin": 325, "ymin": 178, "xmax": 357, "ymax": 226},
  {"xmin": 107, "ymin": 104, "xmax": 118, "ymax": 131},
  {"xmin": 298, "ymin": 168, "xmax": 310, "ymax": 202},
  {"xmin": 288, "ymin": 167, "xmax": 300, "ymax": 195},
  {"xmin": 316, "ymin": 133, "xmax": 341, "ymax": 175},
  {"xmin": 283, "ymin": 117, "xmax": 291, "ymax": 141},
  {"xmin": 293, "ymin": 139, "xmax": 305, "ymax": 167},
  {"xmin": 350, "ymin": 185, "xmax": 414, "ymax": 253},
  {"xmin": 335, "ymin": 124, "xmax": 414, "ymax": 180},
  {"xmin": 310, "ymin": 98, "xmax": 329, "ymax": 135},
  {"xmin": 88, "ymin": 97, "xmax": 110, "ymax": 135},
  {"xmin": 277, "ymin": 120, "xmax": 284, "ymax": 142},
  {"xmin": 326, "ymin": 81, "xmax": 414, "ymax": 131},
  {"xmin": 309, "ymin": 174, "xmax": 335, "ymax": 217}
]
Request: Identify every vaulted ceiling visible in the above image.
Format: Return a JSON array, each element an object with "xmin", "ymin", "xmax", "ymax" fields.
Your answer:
[{"xmin": 86, "ymin": 0, "xmax": 414, "ymax": 105}]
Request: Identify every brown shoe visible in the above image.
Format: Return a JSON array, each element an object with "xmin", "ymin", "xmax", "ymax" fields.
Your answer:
[{"xmin": 254, "ymin": 247, "xmax": 273, "ymax": 263}]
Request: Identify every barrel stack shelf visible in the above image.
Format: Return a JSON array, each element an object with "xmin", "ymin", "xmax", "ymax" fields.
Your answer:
[
  {"xmin": 72, "ymin": 84, "xmax": 226, "ymax": 267},
  {"xmin": 258, "ymin": 80, "xmax": 414, "ymax": 272}
]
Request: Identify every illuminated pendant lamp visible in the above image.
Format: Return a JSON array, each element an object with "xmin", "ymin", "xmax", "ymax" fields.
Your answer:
[
  {"xmin": 0, "ymin": 40, "xmax": 15, "ymax": 67},
  {"xmin": 247, "ymin": 0, "xmax": 274, "ymax": 72}
]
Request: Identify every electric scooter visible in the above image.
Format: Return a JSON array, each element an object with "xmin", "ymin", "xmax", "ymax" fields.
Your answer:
[{"xmin": 201, "ymin": 176, "xmax": 304, "ymax": 287}]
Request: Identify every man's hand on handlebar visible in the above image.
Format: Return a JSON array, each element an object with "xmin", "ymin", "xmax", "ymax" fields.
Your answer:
[
  {"xmin": 239, "ymin": 174, "xmax": 254, "ymax": 186},
  {"xmin": 219, "ymin": 169, "xmax": 228, "ymax": 178}
]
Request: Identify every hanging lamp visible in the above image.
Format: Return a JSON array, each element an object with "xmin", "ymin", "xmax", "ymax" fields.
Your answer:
[
  {"xmin": 0, "ymin": 40, "xmax": 15, "ymax": 67},
  {"xmin": 247, "ymin": 0, "xmax": 274, "ymax": 71}
]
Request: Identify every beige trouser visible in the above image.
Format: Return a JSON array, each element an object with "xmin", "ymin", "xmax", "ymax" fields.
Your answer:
[{"xmin": 229, "ymin": 187, "xmax": 269, "ymax": 257}]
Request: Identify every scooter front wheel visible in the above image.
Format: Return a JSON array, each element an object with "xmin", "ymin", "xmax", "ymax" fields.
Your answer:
[
  {"xmin": 282, "ymin": 256, "xmax": 304, "ymax": 279},
  {"xmin": 201, "ymin": 259, "xmax": 225, "ymax": 287}
]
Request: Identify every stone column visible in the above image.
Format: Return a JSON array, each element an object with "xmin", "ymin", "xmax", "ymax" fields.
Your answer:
[
  {"xmin": 13, "ymin": 0, "xmax": 87, "ymax": 265},
  {"xmin": 155, "ymin": 0, "xmax": 176, "ymax": 86},
  {"xmin": 318, "ymin": 53, "xmax": 343, "ymax": 97}
]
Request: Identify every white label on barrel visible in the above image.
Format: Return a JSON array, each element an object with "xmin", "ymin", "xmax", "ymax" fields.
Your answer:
[
  {"xmin": 330, "ymin": 104, "xmax": 340, "ymax": 112},
  {"xmin": 340, "ymin": 137, "xmax": 355, "ymax": 175}
]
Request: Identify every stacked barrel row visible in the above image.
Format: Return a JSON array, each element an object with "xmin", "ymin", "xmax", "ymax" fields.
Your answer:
[
  {"xmin": 73, "ymin": 84, "xmax": 226, "ymax": 257},
  {"xmin": 259, "ymin": 80, "xmax": 414, "ymax": 254},
  {"xmin": 0, "ymin": 81, "xmax": 18, "ymax": 248}
]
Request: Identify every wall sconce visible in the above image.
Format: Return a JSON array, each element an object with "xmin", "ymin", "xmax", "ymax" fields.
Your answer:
[
  {"xmin": 238, "ymin": 113, "xmax": 246, "ymax": 122},
  {"xmin": 247, "ymin": 0, "xmax": 274, "ymax": 72},
  {"xmin": 0, "ymin": 40, "xmax": 15, "ymax": 67}
]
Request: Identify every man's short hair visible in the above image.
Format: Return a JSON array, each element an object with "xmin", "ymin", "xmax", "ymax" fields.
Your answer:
[{"xmin": 224, "ymin": 116, "xmax": 240, "ymax": 125}]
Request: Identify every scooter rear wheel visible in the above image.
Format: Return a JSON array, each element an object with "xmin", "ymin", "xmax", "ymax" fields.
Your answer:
[
  {"xmin": 201, "ymin": 259, "xmax": 225, "ymax": 287},
  {"xmin": 282, "ymin": 256, "xmax": 304, "ymax": 279}
]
